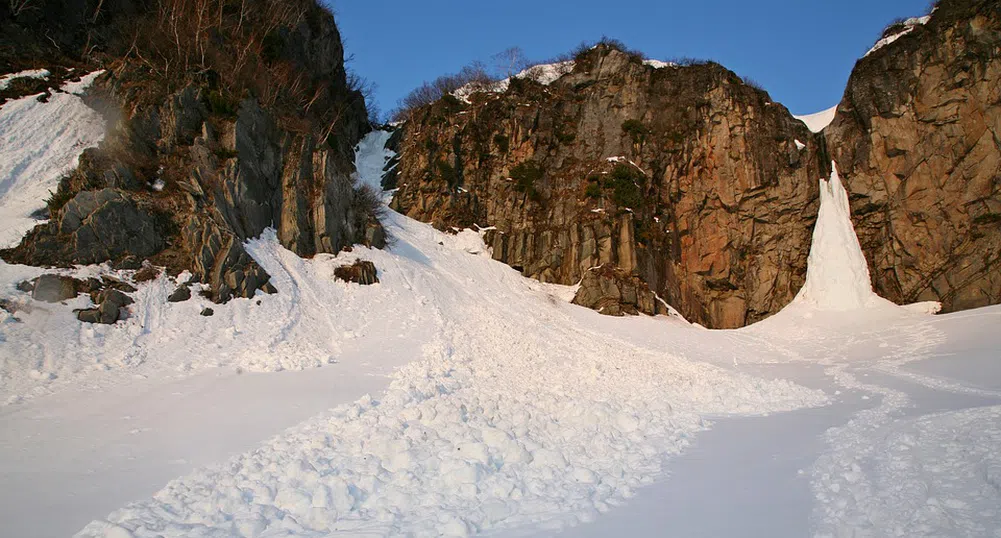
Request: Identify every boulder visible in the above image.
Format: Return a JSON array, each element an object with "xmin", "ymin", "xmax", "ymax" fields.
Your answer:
[
  {"xmin": 167, "ymin": 286, "xmax": 191, "ymax": 302},
  {"xmin": 334, "ymin": 260, "xmax": 379, "ymax": 285},
  {"xmin": 31, "ymin": 274, "xmax": 79, "ymax": 303},
  {"xmin": 77, "ymin": 289, "xmax": 133, "ymax": 324},
  {"xmin": 572, "ymin": 265, "xmax": 669, "ymax": 316},
  {"xmin": 200, "ymin": 307, "xmax": 214, "ymax": 316}
]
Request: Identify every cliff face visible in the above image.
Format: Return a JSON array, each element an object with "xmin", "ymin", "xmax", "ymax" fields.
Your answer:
[
  {"xmin": 826, "ymin": 0, "xmax": 1001, "ymax": 312},
  {"xmin": 2, "ymin": 0, "xmax": 382, "ymax": 302},
  {"xmin": 392, "ymin": 47, "xmax": 825, "ymax": 328}
]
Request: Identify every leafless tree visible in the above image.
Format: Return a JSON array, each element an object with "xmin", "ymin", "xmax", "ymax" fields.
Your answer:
[
  {"xmin": 492, "ymin": 46, "xmax": 529, "ymax": 77},
  {"xmin": 8, "ymin": 0, "xmax": 39, "ymax": 16}
]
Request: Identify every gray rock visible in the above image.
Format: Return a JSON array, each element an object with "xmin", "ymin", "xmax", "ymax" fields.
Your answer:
[
  {"xmin": 32, "ymin": 274, "xmax": 79, "ymax": 303},
  {"xmin": 167, "ymin": 286, "xmax": 191, "ymax": 302},
  {"xmin": 57, "ymin": 189, "xmax": 165, "ymax": 264},
  {"xmin": 16, "ymin": 280, "xmax": 34, "ymax": 293},
  {"xmin": 200, "ymin": 307, "xmax": 214, "ymax": 316}
]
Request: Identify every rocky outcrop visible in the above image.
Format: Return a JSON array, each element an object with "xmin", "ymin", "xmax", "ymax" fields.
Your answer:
[
  {"xmin": 826, "ymin": 0, "xmax": 1001, "ymax": 312},
  {"xmin": 572, "ymin": 264, "xmax": 671, "ymax": 316},
  {"xmin": 392, "ymin": 46, "xmax": 825, "ymax": 328},
  {"xmin": 2, "ymin": 0, "xmax": 385, "ymax": 303}
]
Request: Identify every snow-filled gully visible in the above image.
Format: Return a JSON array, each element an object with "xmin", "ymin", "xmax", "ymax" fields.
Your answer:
[{"xmin": 1, "ymin": 123, "xmax": 999, "ymax": 538}]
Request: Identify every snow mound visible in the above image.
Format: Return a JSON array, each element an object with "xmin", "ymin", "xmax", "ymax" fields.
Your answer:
[
  {"xmin": 865, "ymin": 15, "xmax": 931, "ymax": 57},
  {"xmin": 0, "ymin": 70, "xmax": 106, "ymax": 247},
  {"xmin": 794, "ymin": 105, "xmax": 838, "ymax": 133},
  {"xmin": 795, "ymin": 162, "xmax": 884, "ymax": 311},
  {"xmin": 0, "ymin": 69, "xmax": 50, "ymax": 91},
  {"xmin": 453, "ymin": 61, "xmax": 575, "ymax": 103}
]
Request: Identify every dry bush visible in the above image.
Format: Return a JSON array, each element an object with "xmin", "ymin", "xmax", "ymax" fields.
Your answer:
[
  {"xmin": 390, "ymin": 61, "xmax": 494, "ymax": 122},
  {"xmin": 113, "ymin": 0, "xmax": 364, "ymax": 135}
]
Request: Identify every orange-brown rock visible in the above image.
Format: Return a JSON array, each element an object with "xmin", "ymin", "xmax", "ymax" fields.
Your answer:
[
  {"xmin": 826, "ymin": 0, "xmax": 1001, "ymax": 312},
  {"xmin": 391, "ymin": 45, "xmax": 825, "ymax": 328}
]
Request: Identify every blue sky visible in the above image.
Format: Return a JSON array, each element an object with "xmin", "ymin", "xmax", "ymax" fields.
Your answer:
[{"xmin": 327, "ymin": 0, "xmax": 931, "ymax": 118}]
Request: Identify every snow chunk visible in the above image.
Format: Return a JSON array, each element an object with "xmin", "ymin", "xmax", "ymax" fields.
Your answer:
[
  {"xmin": 794, "ymin": 139, "xmax": 806, "ymax": 151},
  {"xmin": 865, "ymin": 16, "xmax": 931, "ymax": 57},
  {"xmin": 794, "ymin": 105, "xmax": 837, "ymax": 133},
  {"xmin": 0, "ymin": 69, "xmax": 49, "ymax": 91}
]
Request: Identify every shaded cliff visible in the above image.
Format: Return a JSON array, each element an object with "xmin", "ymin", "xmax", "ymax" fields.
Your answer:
[
  {"xmin": 826, "ymin": 0, "xmax": 1001, "ymax": 312},
  {"xmin": 391, "ymin": 46, "xmax": 825, "ymax": 328},
  {"xmin": 1, "ymin": 0, "xmax": 383, "ymax": 302}
]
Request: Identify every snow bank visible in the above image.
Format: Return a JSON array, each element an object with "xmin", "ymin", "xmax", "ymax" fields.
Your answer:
[
  {"xmin": 0, "ymin": 70, "xmax": 106, "ymax": 247},
  {"xmin": 794, "ymin": 162, "xmax": 884, "ymax": 311},
  {"xmin": 0, "ymin": 69, "xmax": 50, "ymax": 91},
  {"xmin": 794, "ymin": 105, "xmax": 837, "ymax": 133},
  {"xmin": 453, "ymin": 61, "xmax": 575, "ymax": 103},
  {"xmin": 72, "ymin": 133, "xmax": 827, "ymax": 538},
  {"xmin": 865, "ymin": 15, "xmax": 931, "ymax": 57}
]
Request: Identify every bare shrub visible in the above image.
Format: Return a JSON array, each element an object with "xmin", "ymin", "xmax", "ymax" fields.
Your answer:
[{"xmin": 390, "ymin": 61, "xmax": 494, "ymax": 122}]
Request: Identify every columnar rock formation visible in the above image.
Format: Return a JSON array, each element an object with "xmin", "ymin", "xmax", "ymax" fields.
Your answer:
[
  {"xmin": 826, "ymin": 0, "xmax": 1001, "ymax": 312},
  {"xmin": 392, "ymin": 46, "xmax": 825, "ymax": 328},
  {"xmin": 2, "ymin": 0, "xmax": 383, "ymax": 302}
]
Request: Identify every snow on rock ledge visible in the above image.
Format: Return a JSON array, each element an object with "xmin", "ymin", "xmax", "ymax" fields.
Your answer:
[{"xmin": 865, "ymin": 15, "xmax": 932, "ymax": 57}]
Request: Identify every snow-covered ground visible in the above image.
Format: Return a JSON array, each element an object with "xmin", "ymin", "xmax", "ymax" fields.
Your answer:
[{"xmin": 1, "ymin": 91, "xmax": 999, "ymax": 538}]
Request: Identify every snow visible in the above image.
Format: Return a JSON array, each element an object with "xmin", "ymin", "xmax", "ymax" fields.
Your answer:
[
  {"xmin": 0, "ymin": 69, "xmax": 50, "ymax": 91},
  {"xmin": 0, "ymin": 70, "xmax": 105, "ymax": 247},
  {"xmin": 794, "ymin": 162, "xmax": 887, "ymax": 311},
  {"xmin": 0, "ymin": 74, "xmax": 998, "ymax": 538},
  {"xmin": 794, "ymin": 105, "xmax": 838, "ymax": 133},
  {"xmin": 794, "ymin": 139, "xmax": 805, "ymax": 150},
  {"xmin": 63, "ymin": 133, "xmax": 825, "ymax": 538},
  {"xmin": 865, "ymin": 15, "xmax": 932, "ymax": 57},
  {"xmin": 642, "ymin": 59, "xmax": 676, "ymax": 69},
  {"xmin": 453, "ymin": 61, "xmax": 575, "ymax": 103}
]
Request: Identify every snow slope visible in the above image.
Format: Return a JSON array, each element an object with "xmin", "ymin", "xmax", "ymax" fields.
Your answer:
[
  {"xmin": 1, "ymin": 92, "xmax": 998, "ymax": 538},
  {"xmin": 0, "ymin": 70, "xmax": 105, "ymax": 247},
  {"xmin": 70, "ymin": 133, "xmax": 827, "ymax": 538}
]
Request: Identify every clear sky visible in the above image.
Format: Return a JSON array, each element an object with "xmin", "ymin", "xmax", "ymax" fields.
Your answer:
[{"xmin": 326, "ymin": 0, "xmax": 931, "ymax": 119}]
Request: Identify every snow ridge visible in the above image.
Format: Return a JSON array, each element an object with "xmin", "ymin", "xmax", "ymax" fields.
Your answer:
[
  {"xmin": 865, "ymin": 15, "xmax": 931, "ymax": 57},
  {"xmin": 453, "ymin": 61, "xmax": 575, "ymax": 103},
  {"xmin": 794, "ymin": 105, "xmax": 838, "ymax": 133},
  {"xmin": 795, "ymin": 162, "xmax": 880, "ymax": 311}
]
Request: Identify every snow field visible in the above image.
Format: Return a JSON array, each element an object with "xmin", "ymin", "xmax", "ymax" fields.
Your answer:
[{"xmin": 73, "ymin": 134, "xmax": 828, "ymax": 537}]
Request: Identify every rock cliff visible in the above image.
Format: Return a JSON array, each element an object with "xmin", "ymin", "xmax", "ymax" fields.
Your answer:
[
  {"xmin": 826, "ymin": 0, "xmax": 1001, "ymax": 312},
  {"xmin": 1, "ymin": 0, "xmax": 383, "ymax": 302},
  {"xmin": 391, "ymin": 46, "xmax": 826, "ymax": 328}
]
